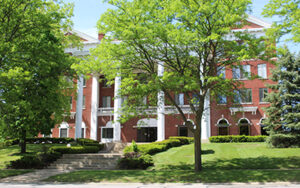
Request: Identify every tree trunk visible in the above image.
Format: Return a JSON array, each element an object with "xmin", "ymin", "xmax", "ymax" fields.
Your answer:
[
  {"xmin": 20, "ymin": 129, "xmax": 26, "ymax": 153},
  {"xmin": 194, "ymin": 127, "xmax": 202, "ymax": 172}
]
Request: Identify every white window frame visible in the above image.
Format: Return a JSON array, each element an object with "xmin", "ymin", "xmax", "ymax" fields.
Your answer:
[
  {"xmin": 233, "ymin": 65, "xmax": 251, "ymax": 80},
  {"xmin": 175, "ymin": 93, "xmax": 184, "ymax": 106},
  {"xmin": 82, "ymin": 77, "xmax": 86, "ymax": 87},
  {"xmin": 234, "ymin": 89, "xmax": 252, "ymax": 104},
  {"xmin": 101, "ymin": 121, "xmax": 114, "ymax": 143},
  {"xmin": 81, "ymin": 122, "xmax": 86, "ymax": 138},
  {"xmin": 59, "ymin": 122, "xmax": 69, "ymax": 138},
  {"xmin": 82, "ymin": 95, "xmax": 86, "ymax": 109},
  {"xmin": 102, "ymin": 96, "xmax": 111, "ymax": 108},
  {"xmin": 259, "ymin": 88, "xmax": 268, "ymax": 103},
  {"xmin": 257, "ymin": 64, "xmax": 267, "ymax": 79}
]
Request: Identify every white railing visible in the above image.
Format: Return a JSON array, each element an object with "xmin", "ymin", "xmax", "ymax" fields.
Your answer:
[{"xmin": 97, "ymin": 105, "xmax": 195, "ymax": 116}]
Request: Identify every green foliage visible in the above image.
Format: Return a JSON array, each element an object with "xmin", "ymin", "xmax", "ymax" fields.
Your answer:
[
  {"xmin": 49, "ymin": 145, "xmax": 101, "ymax": 154},
  {"xmin": 76, "ymin": 138, "xmax": 99, "ymax": 145},
  {"xmin": 0, "ymin": 0, "xmax": 79, "ymax": 153},
  {"xmin": 131, "ymin": 140, "xmax": 139, "ymax": 153},
  {"xmin": 118, "ymin": 154, "xmax": 154, "ymax": 169},
  {"xmin": 267, "ymin": 134, "xmax": 300, "ymax": 148},
  {"xmin": 7, "ymin": 150, "xmax": 62, "ymax": 169},
  {"xmin": 78, "ymin": 0, "xmax": 263, "ymax": 171},
  {"xmin": 263, "ymin": 0, "xmax": 300, "ymax": 43},
  {"xmin": 124, "ymin": 137, "xmax": 192, "ymax": 155},
  {"xmin": 264, "ymin": 51, "xmax": 300, "ymax": 134},
  {"xmin": 209, "ymin": 136, "xmax": 268, "ymax": 143},
  {"xmin": 169, "ymin": 136, "xmax": 194, "ymax": 144},
  {"xmin": 26, "ymin": 137, "xmax": 75, "ymax": 144}
]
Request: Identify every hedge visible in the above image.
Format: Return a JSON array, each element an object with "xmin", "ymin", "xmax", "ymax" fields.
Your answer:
[
  {"xmin": 123, "ymin": 136, "xmax": 193, "ymax": 155},
  {"xmin": 169, "ymin": 136, "xmax": 194, "ymax": 144},
  {"xmin": 267, "ymin": 134, "xmax": 300, "ymax": 148},
  {"xmin": 7, "ymin": 151, "xmax": 62, "ymax": 169},
  {"xmin": 49, "ymin": 145, "xmax": 101, "ymax": 154},
  {"xmin": 209, "ymin": 135, "xmax": 268, "ymax": 143},
  {"xmin": 26, "ymin": 137, "xmax": 74, "ymax": 144},
  {"xmin": 118, "ymin": 154, "xmax": 154, "ymax": 169}
]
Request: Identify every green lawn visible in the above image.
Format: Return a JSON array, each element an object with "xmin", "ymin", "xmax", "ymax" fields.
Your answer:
[
  {"xmin": 0, "ymin": 144, "xmax": 62, "ymax": 179},
  {"xmin": 44, "ymin": 142, "xmax": 300, "ymax": 183}
]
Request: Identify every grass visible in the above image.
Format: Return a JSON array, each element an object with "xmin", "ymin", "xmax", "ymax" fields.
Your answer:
[
  {"xmin": 44, "ymin": 142, "xmax": 300, "ymax": 183},
  {"xmin": 0, "ymin": 169, "xmax": 33, "ymax": 179},
  {"xmin": 0, "ymin": 143, "xmax": 63, "ymax": 179}
]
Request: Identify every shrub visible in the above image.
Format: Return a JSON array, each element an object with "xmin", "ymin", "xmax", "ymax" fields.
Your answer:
[
  {"xmin": 209, "ymin": 135, "xmax": 268, "ymax": 143},
  {"xmin": 169, "ymin": 136, "xmax": 194, "ymax": 144},
  {"xmin": 26, "ymin": 137, "xmax": 74, "ymax": 144},
  {"xmin": 76, "ymin": 138, "xmax": 99, "ymax": 145},
  {"xmin": 124, "ymin": 143, "xmax": 167, "ymax": 155},
  {"xmin": 49, "ymin": 145, "xmax": 100, "ymax": 154},
  {"xmin": 0, "ymin": 139, "xmax": 19, "ymax": 149},
  {"xmin": 267, "ymin": 134, "xmax": 300, "ymax": 148},
  {"xmin": 132, "ymin": 140, "xmax": 139, "ymax": 152},
  {"xmin": 7, "ymin": 156, "xmax": 44, "ymax": 169},
  {"xmin": 155, "ymin": 138, "xmax": 181, "ymax": 149},
  {"xmin": 118, "ymin": 154, "xmax": 154, "ymax": 169}
]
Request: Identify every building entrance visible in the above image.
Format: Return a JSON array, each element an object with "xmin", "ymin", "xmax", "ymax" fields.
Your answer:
[{"xmin": 137, "ymin": 127, "xmax": 157, "ymax": 142}]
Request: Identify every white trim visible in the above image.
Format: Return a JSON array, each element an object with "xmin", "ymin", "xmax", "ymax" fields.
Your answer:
[
  {"xmin": 101, "ymin": 121, "xmax": 114, "ymax": 143},
  {"xmin": 137, "ymin": 118, "xmax": 157, "ymax": 128},
  {"xmin": 70, "ymin": 30, "xmax": 99, "ymax": 42},
  {"xmin": 90, "ymin": 75, "xmax": 99, "ymax": 141},
  {"xmin": 237, "ymin": 118, "xmax": 252, "ymax": 126},
  {"xmin": 257, "ymin": 118, "xmax": 266, "ymax": 126},
  {"xmin": 59, "ymin": 122, "xmax": 69, "ymax": 138},
  {"xmin": 246, "ymin": 15, "xmax": 272, "ymax": 28},
  {"xmin": 216, "ymin": 118, "xmax": 230, "ymax": 126}
]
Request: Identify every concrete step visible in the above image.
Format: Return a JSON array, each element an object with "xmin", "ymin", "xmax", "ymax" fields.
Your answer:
[{"xmin": 48, "ymin": 153, "xmax": 122, "ymax": 170}]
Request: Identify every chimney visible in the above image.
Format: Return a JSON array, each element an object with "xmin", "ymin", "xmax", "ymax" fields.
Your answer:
[{"xmin": 98, "ymin": 33, "xmax": 105, "ymax": 41}]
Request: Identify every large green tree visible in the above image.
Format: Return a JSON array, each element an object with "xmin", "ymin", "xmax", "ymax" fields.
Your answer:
[
  {"xmin": 0, "ymin": 0, "xmax": 77, "ymax": 153},
  {"xmin": 264, "ymin": 51, "xmax": 300, "ymax": 134},
  {"xmin": 263, "ymin": 0, "xmax": 300, "ymax": 43},
  {"xmin": 78, "ymin": 0, "xmax": 264, "ymax": 171}
]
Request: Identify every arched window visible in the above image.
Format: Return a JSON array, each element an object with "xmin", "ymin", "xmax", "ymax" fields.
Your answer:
[
  {"xmin": 217, "ymin": 119, "xmax": 230, "ymax": 135},
  {"xmin": 238, "ymin": 118, "xmax": 251, "ymax": 136},
  {"xmin": 259, "ymin": 118, "xmax": 268, "ymax": 135}
]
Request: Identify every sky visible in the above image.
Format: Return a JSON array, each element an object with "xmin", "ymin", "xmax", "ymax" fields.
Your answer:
[{"xmin": 63, "ymin": 0, "xmax": 298, "ymax": 53}]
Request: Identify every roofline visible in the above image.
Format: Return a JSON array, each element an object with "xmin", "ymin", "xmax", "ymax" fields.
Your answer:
[
  {"xmin": 246, "ymin": 15, "xmax": 272, "ymax": 28},
  {"xmin": 70, "ymin": 29, "xmax": 99, "ymax": 42}
]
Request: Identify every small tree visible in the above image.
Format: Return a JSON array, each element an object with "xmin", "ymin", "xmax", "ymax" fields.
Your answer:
[
  {"xmin": 78, "ymin": 0, "xmax": 264, "ymax": 171},
  {"xmin": 0, "ymin": 0, "xmax": 78, "ymax": 153},
  {"xmin": 264, "ymin": 51, "xmax": 300, "ymax": 134}
]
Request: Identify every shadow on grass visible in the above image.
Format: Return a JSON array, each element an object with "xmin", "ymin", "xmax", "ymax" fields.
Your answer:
[
  {"xmin": 44, "ymin": 169, "xmax": 300, "ymax": 183},
  {"xmin": 0, "ymin": 170, "xmax": 33, "ymax": 179},
  {"xmin": 156, "ymin": 156, "xmax": 300, "ymax": 170}
]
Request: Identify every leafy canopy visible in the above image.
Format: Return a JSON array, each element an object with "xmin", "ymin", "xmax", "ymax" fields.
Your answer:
[{"xmin": 0, "ymin": 0, "xmax": 78, "ymax": 142}]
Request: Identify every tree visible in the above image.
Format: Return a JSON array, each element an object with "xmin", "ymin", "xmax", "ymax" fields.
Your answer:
[
  {"xmin": 0, "ymin": 0, "xmax": 78, "ymax": 153},
  {"xmin": 78, "ymin": 0, "xmax": 264, "ymax": 171},
  {"xmin": 264, "ymin": 51, "xmax": 300, "ymax": 134},
  {"xmin": 263, "ymin": 0, "xmax": 300, "ymax": 43}
]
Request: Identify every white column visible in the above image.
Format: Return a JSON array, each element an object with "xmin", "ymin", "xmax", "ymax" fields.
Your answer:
[
  {"xmin": 157, "ymin": 62, "xmax": 165, "ymax": 141},
  {"xmin": 75, "ymin": 76, "xmax": 83, "ymax": 139},
  {"xmin": 90, "ymin": 75, "xmax": 99, "ymax": 141},
  {"xmin": 113, "ymin": 75, "xmax": 121, "ymax": 142},
  {"xmin": 201, "ymin": 90, "xmax": 211, "ymax": 140}
]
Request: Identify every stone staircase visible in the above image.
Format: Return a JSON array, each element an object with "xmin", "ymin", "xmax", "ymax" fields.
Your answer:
[{"xmin": 48, "ymin": 142, "xmax": 129, "ymax": 170}]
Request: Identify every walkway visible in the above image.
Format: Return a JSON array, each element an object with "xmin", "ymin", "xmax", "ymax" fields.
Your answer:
[{"xmin": 0, "ymin": 169, "xmax": 74, "ymax": 183}]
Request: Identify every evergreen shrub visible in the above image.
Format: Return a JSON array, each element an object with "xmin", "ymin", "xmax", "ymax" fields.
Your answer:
[
  {"xmin": 267, "ymin": 134, "xmax": 300, "ymax": 148},
  {"xmin": 209, "ymin": 135, "xmax": 267, "ymax": 143}
]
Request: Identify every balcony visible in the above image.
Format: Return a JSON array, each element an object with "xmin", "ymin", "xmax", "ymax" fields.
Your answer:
[
  {"xmin": 229, "ymin": 106, "xmax": 258, "ymax": 115},
  {"xmin": 97, "ymin": 105, "xmax": 195, "ymax": 116}
]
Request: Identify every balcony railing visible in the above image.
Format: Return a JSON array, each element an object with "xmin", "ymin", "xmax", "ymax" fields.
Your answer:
[{"xmin": 97, "ymin": 105, "xmax": 195, "ymax": 116}]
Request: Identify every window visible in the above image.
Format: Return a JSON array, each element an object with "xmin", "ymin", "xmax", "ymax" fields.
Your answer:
[
  {"xmin": 102, "ymin": 128, "xmax": 113, "ymax": 139},
  {"xmin": 192, "ymin": 93, "xmax": 200, "ymax": 105},
  {"xmin": 70, "ymin": 96, "xmax": 73, "ymax": 109},
  {"xmin": 175, "ymin": 93, "xmax": 184, "ymax": 105},
  {"xmin": 81, "ymin": 128, "xmax": 85, "ymax": 138},
  {"xmin": 60, "ymin": 128, "xmax": 68, "ymax": 138},
  {"xmin": 82, "ymin": 77, "xmax": 86, "ymax": 87},
  {"xmin": 217, "ymin": 95, "xmax": 227, "ymax": 104},
  {"xmin": 217, "ymin": 67, "xmax": 226, "ymax": 79},
  {"xmin": 232, "ymin": 65, "xmax": 251, "ymax": 79},
  {"xmin": 259, "ymin": 88, "xmax": 268, "ymax": 103},
  {"xmin": 217, "ymin": 119, "xmax": 229, "ymax": 135},
  {"xmin": 102, "ymin": 96, "xmax": 111, "ymax": 107},
  {"xmin": 258, "ymin": 64, "xmax": 267, "ymax": 79},
  {"xmin": 178, "ymin": 126, "xmax": 188, "ymax": 137},
  {"xmin": 239, "ymin": 119, "xmax": 250, "ymax": 136},
  {"xmin": 234, "ymin": 89, "xmax": 252, "ymax": 104},
  {"xmin": 82, "ymin": 96, "xmax": 86, "ymax": 109}
]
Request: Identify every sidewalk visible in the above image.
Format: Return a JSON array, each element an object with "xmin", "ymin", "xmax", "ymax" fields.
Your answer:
[{"xmin": 0, "ymin": 169, "xmax": 74, "ymax": 183}]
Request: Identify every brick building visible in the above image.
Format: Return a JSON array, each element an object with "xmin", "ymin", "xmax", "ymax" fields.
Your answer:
[{"xmin": 50, "ymin": 16, "xmax": 275, "ymax": 142}]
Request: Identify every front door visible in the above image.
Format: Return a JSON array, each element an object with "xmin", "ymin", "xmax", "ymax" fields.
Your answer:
[{"xmin": 137, "ymin": 127, "xmax": 157, "ymax": 142}]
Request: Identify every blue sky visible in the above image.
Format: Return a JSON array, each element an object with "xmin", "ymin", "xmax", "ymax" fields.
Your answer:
[{"xmin": 63, "ymin": 0, "xmax": 298, "ymax": 52}]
